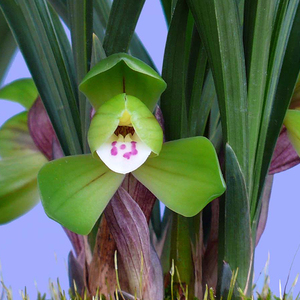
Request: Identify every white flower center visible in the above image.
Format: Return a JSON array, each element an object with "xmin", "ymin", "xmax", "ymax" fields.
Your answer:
[{"xmin": 96, "ymin": 132, "xmax": 152, "ymax": 174}]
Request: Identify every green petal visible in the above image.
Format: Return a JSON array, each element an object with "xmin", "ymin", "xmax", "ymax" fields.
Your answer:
[
  {"xmin": 284, "ymin": 109, "xmax": 300, "ymax": 156},
  {"xmin": 79, "ymin": 53, "xmax": 167, "ymax": 111},
  {"xmin": 0, "ymin": 78, "xmax": 38, "ymax": 110},
  {"xmin": 88, "ymin": 94, "xmax": 126, "ymax": 155},
  {"xmin": 0, "ymin": 154, "xmax": 45, "ymax": 224},
  {"xmin": 88, "ymin": 94, "xmax": 163, "ymax": 156},
  {"xmin": 38, "ymin": 155, "xmax": 125, "ymax": 235},
  {"xmin": 0, "ymin": 112, "xmax": 39, "ymax": 158},
  {"xmin": 126, "ymin": 95, "xmax": 163, "ymax": 155},
  {"xmin": 132, "ymin": 137, "xmax": 226, "ymax": 217}
]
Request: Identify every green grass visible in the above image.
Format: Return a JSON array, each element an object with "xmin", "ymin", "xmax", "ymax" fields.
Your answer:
[{"xmin": 1, "ymin": 270, "xmax": 299, "ymax": 300}]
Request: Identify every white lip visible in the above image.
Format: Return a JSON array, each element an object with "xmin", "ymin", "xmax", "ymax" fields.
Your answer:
[{"xmin": 96, "ymin": 133, "xmax": 152, "ymax": 174}]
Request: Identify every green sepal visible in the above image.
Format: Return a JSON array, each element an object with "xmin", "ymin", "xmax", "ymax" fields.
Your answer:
[
  {"xmin": 79, "ymin": 53, "xmax": 167, "ymax": 111},
  {"xmin": 0, "ymin": 112, "xmax": 39, "ymax": 158},
  {"xmin": 132, "ymin": 137, "xmax": 226, "ymax": 217},
  {"xmin": 0, "ymin": 154, "xmax": 46, "ymax": 224},
  {"xmin": 284, "ymin": 109, "xmax": 300, "ymax": 156},
  {"xmin": 0, "ymin": 78, "xmax": 38, "ymax": 110},
  {"xmin": 88, "ymin": 93, "xmax": 163, "ymax": 155},
  {"xmin": 38, "ymin": 155, "xmax": 125, "ymax": 235}
]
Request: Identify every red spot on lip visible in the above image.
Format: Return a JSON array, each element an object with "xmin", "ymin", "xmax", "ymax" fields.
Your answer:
[
  {"xmin": 111, "ymin": 141, "xmax": 118, "ymax": 156},
  {"xmin": 123, "ymin": 142, "xmax": 138, "ymax": 159},
  {"xmin": 120, "ymin": 144, "xmax": 126, "ymax": 150}
]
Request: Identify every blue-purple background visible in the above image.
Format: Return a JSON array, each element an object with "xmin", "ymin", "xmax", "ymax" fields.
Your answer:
[{"xmin": 0, "ymin": 0, "xmax": 299, "ymax": 298}]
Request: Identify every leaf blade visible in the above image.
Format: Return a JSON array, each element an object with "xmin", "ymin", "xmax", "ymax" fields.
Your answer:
[
  {"xmin": 103, "ymin": 0, "xmax": 146, "ymax": 55},
  {"xmin": 0, "ymin": 0, "xmax": 82, "ymax": 156}
]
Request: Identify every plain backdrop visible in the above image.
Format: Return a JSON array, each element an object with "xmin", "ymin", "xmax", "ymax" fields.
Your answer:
[{"xmin": 0, "ymin": 0, "xmax": 299, "ymax": 298}]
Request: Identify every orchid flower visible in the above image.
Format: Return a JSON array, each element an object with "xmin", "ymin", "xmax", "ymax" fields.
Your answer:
[
  {"xmin": 0, "ymin": 79, "xmax": 47, "ymax": 224},
  {"xmin": 38, "ymin": 53, "xmax": 226, "ymax": 235}
]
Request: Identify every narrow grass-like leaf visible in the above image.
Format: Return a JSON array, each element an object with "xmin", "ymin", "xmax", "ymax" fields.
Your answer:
[
  {"xmin": 94, "ymin": 0, "xmax": 156, "ymax": 70},
  {"xmin": 0, "ymin": 79, "xmax": 38, "ymax": 110},
  {"xmin": 47, "ymin": 0, "xmax": 68, "ymax": 23},
  {"xmin": 129, "ymin": 35, "xmax": 158, "ymax": 72},
  {"xmin": 170, "ymin": 213, "xmax": 194, "ymax": 286},
  {"xmin": 251, "ymin": 0, "xmax": 300, "ymax": 220},
  {"xmin": 186, "ymin": 27, "xmax": 208, "ymax": 136},
  {"xmin": 103, "ymin": 0, "xmax": 146, "ymax": 56},
  {"xmin": 187, "ymin": 0, "xmax": 248, "ymax": 178},
  {"xmin": 243, "ymin": 0, "xmax": 277, "ymax": 188},
  {"xmin": 220, "ymin": 144, "xmax": 252, "ymax": 293},
  {"xmin": 256, "ymin": 175, "xmax": 273, "ymax": 246},
  {"xmin": 49, "ymin": 0, "xmax": 154, "ymax": 72},
  {"xmin": 217, "ymin": 263, "xmax": 240, "ymax": 300},
  {"xmin": 91, "ymin": 34, "xmax": 107, "ymax": 67},
  {"xmin": 93, "ymin": 0, "xmax": 110, "ymax": 41},
  {"xmin": 160, "ymin": 0, "xmax": 172, "ymax": 25},
  {"xmin": 0, "ymin": 0, "xmax": 82, "ymax": 156},
  {"xmin": 161, "ymin": 0, "xmax": 189, "ymax": 140},
  {"xmin": 67, "ymin": 0, "xmax": 93, "ymax": 153},
  {"xmin": 0, "ymin": 11, "xmax": 16, "ymax": 84}
]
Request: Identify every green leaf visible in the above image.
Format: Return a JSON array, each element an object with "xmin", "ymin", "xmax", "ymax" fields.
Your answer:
[
  {"xmin": 47, "ymin": 0, "xmax": 68, "ymax": 24},
  {"xmin": 250, "ymin": 0, "xmax": 300, "ymax": 220},
  {"xmin": 102, "ymin": 0, "xmax": 146, "ymax": 56},
  {"xmin": 129, "ymin": 35, "xmax": 158, "ymax": 73},
  {"xmin": 38, "ymin": 155, "xmax": 125, "ymax": 235},
  {"xmin": 200, "ymin": 71, "xmax": 218, "ymax": 138},
  {"xmin": 0, "ymin": 10, "xmax": 17, "ymax": 84},
  {"xmin": 80, "ymin": 53, "xmax": 166, "ymax": 112},
  {"xmin": 243, "ymin": 0, "xmax": 277, "ymax": 185},
  {"xmin": 170, "ymin": 213, "xmax": 194, "ymax": 285},
  {"xmin": 217, "ymin": 262, "xmax": 239, "ymax": 300},
  {"xmin": 0, "ymin": 112, "xmax": 39, "ymax": 158},
  {"xmin": 67, "ymin": 0, "xmax": 93, "ymax": 153},
  {"xmin": 219, "ymin": 144, "xmax": 252, "ymax": 293},
  {"xmin": 0, "ymin": 79, "xmax": 38, "ymax": 110},
  {"xmin": 91, "ymin": 34, "xmax": 107, "ymax": 67},
  {"xmin": 132, "ymin": 137, "xmax": 226, "ymax": 217},
  {"xmin": 160, "ymin": 0, "xmax": 172, "ymax": 25},
  {"xmin": 161, "ymin": 0, "xmax": 189, "ymax": 141},
  {"xmin": 0, "ymin": 0, "xmax": 82, "ymax": 156},
  {"xmin": 187, "ymin": 0, "xmax": 248, "ymax": 178},
  {"xmin": 283, "ymin": 109, "xmax": 300, "ymax": 156},
  {"xmin": 0, "ymin": 154, "xmax": 46, "ymax": 224},
  {"xmin": 186, "ymin": 27, "xmax": 209, "ymax": 137},
  {"xmin": 93, "ymin": 0, "xmax": 111, "ymax": 41}
]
